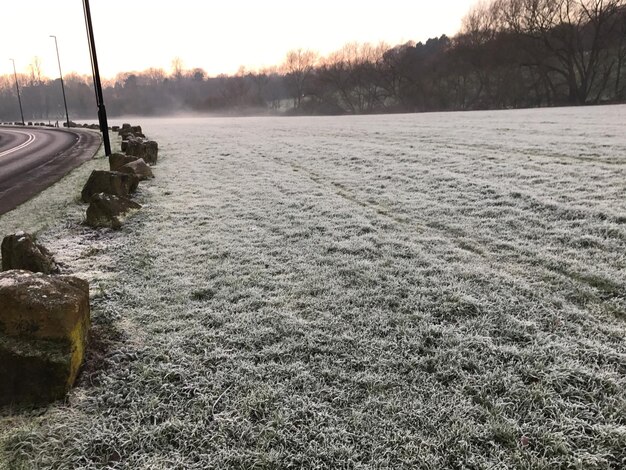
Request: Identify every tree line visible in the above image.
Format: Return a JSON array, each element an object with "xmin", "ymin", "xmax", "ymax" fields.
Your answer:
[{"xmin": 1, "ymin": 0, "xmax": 624, "ymax": 121}]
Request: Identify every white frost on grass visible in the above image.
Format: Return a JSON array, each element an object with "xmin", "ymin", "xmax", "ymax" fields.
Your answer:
[
  {"xmin": 0, "ymin": 136, "xmax": 131, "ymax": 297},
  {"xmin": 1, "ymin": 107, "xmax": 626, "ymax": 468}
]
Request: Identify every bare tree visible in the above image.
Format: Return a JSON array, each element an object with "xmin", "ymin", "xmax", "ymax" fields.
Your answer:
[
  {"xmin": 317, "ymin": 42, "xmax": 390, "ymax": 113},
  {"xmin": 282, "ymin": 49, "xmax": 318, "ymax": 109},
  {"xmin": 28, "ymin": 57, "xmax": 43, "ymax": 86},
  {"xmin": 495, "ymin": 0, "xmax": 625, "ymax": 103},
  {"xmin": 613, "ymin": 5, "xmax": 626, "ymax": 98},
  {"xmin": 171, "ymin": 57, "xmax": 185, "ymax": 80},
  {"xmin": 145, "ymin": 67, "xmax": 167, "ymax": 85}
]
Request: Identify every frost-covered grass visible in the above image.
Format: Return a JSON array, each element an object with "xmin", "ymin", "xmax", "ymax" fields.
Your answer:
[{"xmin": 1, "ymin": 106, "xmax": 626, "ymax": 469}]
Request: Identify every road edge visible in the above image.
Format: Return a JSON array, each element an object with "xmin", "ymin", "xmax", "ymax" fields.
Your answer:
[{"xmin": 0, "ymin": 128, "xmax": 103, "ymax": 216}]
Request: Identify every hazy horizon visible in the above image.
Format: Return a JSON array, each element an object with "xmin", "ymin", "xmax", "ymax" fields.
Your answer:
[{"xmin": 0, "ymin": 0, "xmax": 476, "ymax": 79}]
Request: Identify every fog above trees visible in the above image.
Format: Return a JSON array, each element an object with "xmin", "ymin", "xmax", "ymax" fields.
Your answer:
[{"xmin": 1, "ymin": 0, "xmax": 624, "ymax": 121}]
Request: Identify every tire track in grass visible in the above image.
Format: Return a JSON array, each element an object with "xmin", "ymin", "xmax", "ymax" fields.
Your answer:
[
  {"xmin": 270, "ymin": 155, "xmax": 576, "ymax": 318},
  {"xmin": 275, "ymin": 156, "xmax": 415, "ymax": 226},
  {"xmin": 273, "ymin": 149, "xmax": 625, "ymax": 322}
]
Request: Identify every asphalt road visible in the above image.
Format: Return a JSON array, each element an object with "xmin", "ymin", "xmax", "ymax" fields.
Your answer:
[{"xmin": 0, "ymin": 126, "xmax": 101, "ymax": 215}]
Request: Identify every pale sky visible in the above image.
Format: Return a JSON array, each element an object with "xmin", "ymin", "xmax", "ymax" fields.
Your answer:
[{"xmin": 0, "ymin": 1, "xmax": 477, "ymax": 80}]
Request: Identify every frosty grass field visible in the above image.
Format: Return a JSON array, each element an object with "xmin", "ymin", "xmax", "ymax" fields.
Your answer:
[{"xmin": 1, "ymin": 105, "xmax": 625, "ymax": 469}]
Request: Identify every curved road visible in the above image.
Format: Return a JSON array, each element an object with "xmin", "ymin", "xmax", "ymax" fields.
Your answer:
[{"xmin": 0, "ymin": 126, "xmax": 101, "ymax": 215}]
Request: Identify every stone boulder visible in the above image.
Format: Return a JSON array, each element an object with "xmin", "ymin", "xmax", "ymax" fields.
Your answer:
[
  {"xmin": 119, "ymin": 158, "xmax": 154, "ymax": 181},
  {"xmin": 126, "ymin": 139, "xmax": 158, "ymax": 165},
  {"xmin": 1, "ymin": 232, "xmax": 59, "ymax": 274},
  {"xmin": 86, "ymin": 193, "xmax": 142, "ymax": 230},
  {"xmin": 118, "ymin": 125, "xmax": 145, "ymax": 140},
  {"xmin": 120, "ymin": 136, "xmax": 143, "ymax": 153},
  {"xmin": 109, "ymin": 152, "xmax": 140, "ymax": 171},
  {"xmin": 119, "ymin": 124, "xmax": 141, "ymax": 134},
  {"xmin": 0, "ymin": 270, "xmax": 90, "ymax": 406},
  {"xmin": 81, "ymin": 170, "xmax": 139, "ymax": 203},
  {"xmin": 119, "ymin": 130, "xmax": 145, "ymax": 140}
]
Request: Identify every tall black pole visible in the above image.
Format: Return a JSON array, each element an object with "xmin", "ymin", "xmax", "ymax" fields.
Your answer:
[
  {"xmin": 82, "ymin": 0, "xmax": 111, "ymax": 156},
  {"xmin": 50, "ymin": 35, "xmax": 70, "ymax": 130},
  {"xmin": 9, "ymin": 59, "xmax": 25, "ymax": 125}
]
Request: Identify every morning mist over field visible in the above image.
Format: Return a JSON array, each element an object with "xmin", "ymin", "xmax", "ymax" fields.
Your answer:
[{"xmin": 0, "ymin": 0, "xmax": 624, "ymax": 121}]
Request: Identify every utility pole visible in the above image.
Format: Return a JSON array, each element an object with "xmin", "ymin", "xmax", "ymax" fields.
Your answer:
[
  {"xmin": 82, "ymin": 0, "xmax": 111, "ymax": 155},
  {"xmin": 50, "ymin": 35, "xmax": 70, "ymax": 130},
  {"xmin": 9, "ymin": 59, "xmax": 25, "ymax": 125}
]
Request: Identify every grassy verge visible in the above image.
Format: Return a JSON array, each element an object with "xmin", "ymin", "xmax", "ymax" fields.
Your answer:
[{"xmin": 0, "ymin": 136, "xmax": 111, "ymax": 469}]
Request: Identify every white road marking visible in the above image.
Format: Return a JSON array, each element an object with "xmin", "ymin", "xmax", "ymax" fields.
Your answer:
[{"xmin": 0, "ymin": 129, "xmax": 37, "ymax": 158}]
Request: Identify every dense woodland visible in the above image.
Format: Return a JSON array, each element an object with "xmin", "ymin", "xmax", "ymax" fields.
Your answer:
[{"xmin": 1, "ymin": 0, "xmax": 624, "ymax": 121}]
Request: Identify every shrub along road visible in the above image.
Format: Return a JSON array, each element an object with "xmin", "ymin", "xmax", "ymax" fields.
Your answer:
[{"xmin": 0, "ymin": 127, "xmax": 101, "ymax": 215}]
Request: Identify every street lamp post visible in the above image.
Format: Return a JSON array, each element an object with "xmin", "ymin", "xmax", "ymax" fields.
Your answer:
[
  {"xmin": 50, "ymin": 35, "xmax": 70, "ymax": 130},
  {"xmin": 82, "ymin": 0, "xmax": 111, "ymax": 156},
  {"xmin": 9, "ymin": 59, "xmax": 25, "ymax": 125}
]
